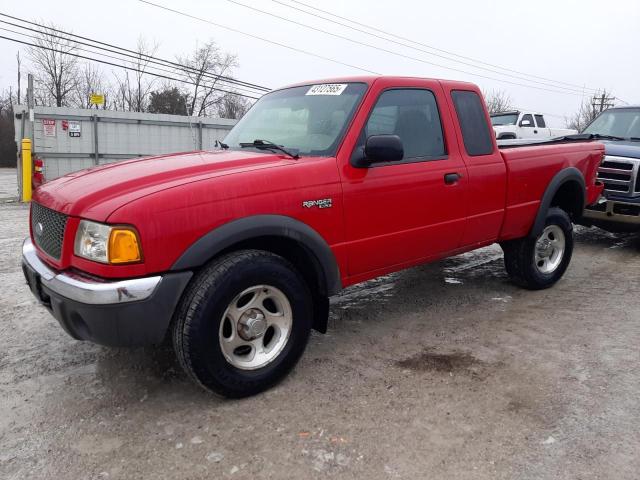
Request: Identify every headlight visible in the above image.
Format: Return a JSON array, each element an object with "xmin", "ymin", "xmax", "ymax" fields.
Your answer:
[{"xmin": 74, "ymin": 220, "xmax": 142, "ymax": 264}]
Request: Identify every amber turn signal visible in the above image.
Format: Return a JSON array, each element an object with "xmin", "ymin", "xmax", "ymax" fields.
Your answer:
[{"xmin": 108, "ymin": 228, "xmax": 141, "ymax": 264}]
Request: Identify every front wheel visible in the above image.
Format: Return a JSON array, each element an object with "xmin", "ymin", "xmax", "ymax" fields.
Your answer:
[
  {"xmin": 172, "ymin": 250, "xmax": 313, "ymax": 398},
  {"xmin": 502, "ymin": 207, "xmax": 574, "ymax": 290}
]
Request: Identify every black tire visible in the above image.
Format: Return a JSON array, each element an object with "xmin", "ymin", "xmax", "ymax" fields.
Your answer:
[
  {"xmin": 502, "ymin": 207, "xmax": 574, "ymax": 290},
  {"xmin": 172, "ymin": 250, "xmax": 313, "ymax": 398}
]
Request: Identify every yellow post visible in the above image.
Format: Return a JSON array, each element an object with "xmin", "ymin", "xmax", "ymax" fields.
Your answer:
[{"xmin": 21, "ymin": 138, "xmax": 32, "ymax": 202}]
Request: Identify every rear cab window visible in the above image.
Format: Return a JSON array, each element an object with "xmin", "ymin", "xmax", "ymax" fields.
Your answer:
[{"xmin": 450, "ymin": 90, "xmax": 494, "ymax": 156}]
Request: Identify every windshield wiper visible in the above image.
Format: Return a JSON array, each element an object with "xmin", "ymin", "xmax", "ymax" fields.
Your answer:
[
  {"xmin": 553, "ymin": 133, "xmax": 628, "ymax": 142},
  {"xmin": 215, "ymin": 140, "xmax": 229, "ymax": 149},
  {"xmin": 550, "ymin": 133, "xmax": 592, "ymax": 141},
  {"xmin": 239, "ymin": 139, "xmax": 300, "ymax": 159},
  {"xmin": 629, "ymin": 137, "xmax": 640, "ymax": 142},
  {"xmin": 590, "ymin": 133, "xmax": 626, "ymax": 141}
]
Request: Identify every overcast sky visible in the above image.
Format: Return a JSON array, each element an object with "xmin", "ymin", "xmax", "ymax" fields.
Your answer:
[{"xmin": 0, "ymin": 0, "xmax": 638, "ymax": 127}]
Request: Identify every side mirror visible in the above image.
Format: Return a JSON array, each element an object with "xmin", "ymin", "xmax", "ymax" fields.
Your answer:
[
  {"xmin": 352, "ymin": 134, "xmax": 404, "ymax": 168},
  {"xmin": 520, "ymin": 119, "xmax": 532, "ymax": 127}
]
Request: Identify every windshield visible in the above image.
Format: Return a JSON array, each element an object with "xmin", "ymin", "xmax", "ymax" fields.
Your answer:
[
  {"xmin": 223, "ymin": 83, "xmax": 367, "ymax": 156},
  {"xmin": 490, "ymin": 113, "xmax": 519, "ymax": 126},
  {"xmin": 583, "ymin": 108, "xmax": 640, "ymax": 139}
]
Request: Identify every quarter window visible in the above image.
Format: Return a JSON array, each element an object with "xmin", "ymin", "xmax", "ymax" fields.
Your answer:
[
  {"xmin": 364, "ymin": 89, "xmax": 446, "ymax": 160},
  {"xmin": 534, "ymin": 114, "xmax": 546, "ymax": 128},
  {"xmin": 451, "ymin": 90, "xmax": 494, "ymax": 156}
]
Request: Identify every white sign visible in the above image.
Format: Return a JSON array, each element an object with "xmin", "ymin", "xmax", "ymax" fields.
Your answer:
[
  {"xmin": 42, "ymin": 119, "xmax": 56, "ymax": 137},
  {"xmin": 68, "ymin": 121, "xmax": 81, "ymax": 138},
  {"xmin": 306, "ymin": 84, "xmax": 348, "ymax": 96}
]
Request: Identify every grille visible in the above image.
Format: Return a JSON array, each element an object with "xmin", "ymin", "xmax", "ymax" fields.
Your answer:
[
  {"xmin": 31, "ymin": 202, "xmax": 68, "ymax": 260},
  {"xmin": 596, "ymin": 155, "xmax": 640, "ymax": 198}
]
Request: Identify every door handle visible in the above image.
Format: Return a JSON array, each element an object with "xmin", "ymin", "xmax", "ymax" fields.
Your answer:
[
  {"xmin": 444, "ymin": 173, "xmax": 461, "ymax": 185},
  {"xmin": 534, "ymin": 130, "xmax": 538, "ymax": 134}
]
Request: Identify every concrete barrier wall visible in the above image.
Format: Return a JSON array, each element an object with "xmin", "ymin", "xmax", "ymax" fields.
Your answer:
[{"xmin": 14, "ymin": 105, "xmax": 237, "ymax": 181}]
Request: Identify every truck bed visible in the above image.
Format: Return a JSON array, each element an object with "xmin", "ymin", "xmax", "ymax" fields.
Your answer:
[{"xmin": 498, "ymin": 141, "xmax": 604, "ymax": 240}]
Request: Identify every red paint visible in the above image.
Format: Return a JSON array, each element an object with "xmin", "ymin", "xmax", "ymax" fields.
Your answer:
[{"xmin": 31, "ymin": 76, "xmax": 604, "ymax": 287}]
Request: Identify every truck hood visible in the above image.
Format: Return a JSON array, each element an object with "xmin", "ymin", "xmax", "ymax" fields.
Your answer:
[
  {"xmin": 602, "ymin": 140, "xmax": 640, "ymax": 159},
  {"xmin": 33, "ymin": 150, "xmax": 292, "ymax": 221}
]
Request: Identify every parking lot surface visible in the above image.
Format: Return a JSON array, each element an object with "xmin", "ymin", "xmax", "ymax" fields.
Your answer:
[{"xmin": 1, "ymin": 167, "xmax": 639, "ymax": 479}]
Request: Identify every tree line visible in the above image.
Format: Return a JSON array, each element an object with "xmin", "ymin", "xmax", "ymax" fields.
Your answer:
[{"xmin": 19, "ymin": 24, "xmax": 252, "ymax": 117}]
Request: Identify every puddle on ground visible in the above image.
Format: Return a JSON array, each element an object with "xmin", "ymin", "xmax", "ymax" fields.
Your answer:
[{"xmin": 396, "ymin": 350, "xmax": 481, "ymax": 373}]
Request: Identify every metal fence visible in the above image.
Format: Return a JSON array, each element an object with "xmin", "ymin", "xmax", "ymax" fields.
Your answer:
[{"xmin": 14, "ymin": 105, "xmax": 237, "ymax": 193}]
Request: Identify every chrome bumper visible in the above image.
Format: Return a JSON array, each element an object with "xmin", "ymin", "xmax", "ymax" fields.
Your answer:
[
  {"xmin": 583, "ymin": 199, "xmax": 640, "ymax": 225},
  {"xmin": 22, "ymin": 238, "xmax": 162, "ymax": 304}
]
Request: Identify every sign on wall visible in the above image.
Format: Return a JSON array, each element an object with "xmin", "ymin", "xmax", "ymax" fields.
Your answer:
[
  {"xmin": 68, "ymin": 121, "xmax": 81, "ymax": 138},
  {"xmin": 42, "ymin": 119, "xmax": 56, "ymax": 137},
  {"xmin": 89, "ymin": 94, "xmax": 105, "ymax": 106}
]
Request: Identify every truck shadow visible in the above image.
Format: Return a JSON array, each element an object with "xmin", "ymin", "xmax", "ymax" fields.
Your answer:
[{"xmin": 574, "ymin": 225, "xmax": 640, "ymax": 250}]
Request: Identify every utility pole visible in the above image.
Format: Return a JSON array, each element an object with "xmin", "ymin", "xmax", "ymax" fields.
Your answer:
[
  {"xmin": 16, "ymin": 52, "xmax": 21, "ymax": 105},
  {"xmin": 27, "ymin": 73, "xmax": 34, "ymax": 121},
  {"xmin": 591, "ymin": 91, "xmax": 615, "ymax": 115}
]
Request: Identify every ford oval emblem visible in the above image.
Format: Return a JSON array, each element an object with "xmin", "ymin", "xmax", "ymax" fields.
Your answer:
[{"xmin": 35, "ymin": 222, "xmax": 44, "ymax": 236}]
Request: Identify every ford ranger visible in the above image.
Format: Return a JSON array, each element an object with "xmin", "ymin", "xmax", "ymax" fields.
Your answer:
[{"xmin": 22, "ymin": 76, "xmax": 604, "ymax": 398}]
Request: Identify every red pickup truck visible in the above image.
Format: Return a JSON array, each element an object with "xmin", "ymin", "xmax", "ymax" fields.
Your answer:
[{"xmin": 22, "ymin": 76, "xmax": 603, "ymax": 397}]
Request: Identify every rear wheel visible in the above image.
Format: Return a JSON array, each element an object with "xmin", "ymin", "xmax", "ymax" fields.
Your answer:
[
  {"xmin": 502, "ymin": 207, "xmax": 573, "ymax": 290},
  {"xmin": 172, "ymin": 250, "xmax": 313, "ymax": 398}
]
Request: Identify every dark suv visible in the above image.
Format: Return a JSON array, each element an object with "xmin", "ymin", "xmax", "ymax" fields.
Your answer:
[{"xmin": 581, "ymin": 106, "xmax": 640, "ymax": 231}]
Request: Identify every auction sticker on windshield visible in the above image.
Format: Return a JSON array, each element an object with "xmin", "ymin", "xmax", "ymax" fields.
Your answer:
[{"xmin": 306, "ymin": 84, "xmax": 348, "ymax": 96}]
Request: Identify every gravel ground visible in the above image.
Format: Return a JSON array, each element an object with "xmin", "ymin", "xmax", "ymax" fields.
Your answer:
[{"xmin": 1, "ymin": 167, "xmax": 639, "ymax": 479}]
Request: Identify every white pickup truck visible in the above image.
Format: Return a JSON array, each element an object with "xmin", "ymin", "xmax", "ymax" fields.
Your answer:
[{"xmin": 491, "ymin": 111, "xmax": 576, "ymax": 140}]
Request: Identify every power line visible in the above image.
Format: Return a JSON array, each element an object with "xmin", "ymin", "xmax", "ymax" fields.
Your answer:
[
  {"xmin": 277, "ymin": 0, "xmax": 601, "ymax": 94},
  {"xmin": 256, "ymin": 0, "xmax": 591, "ymax": 95},
  {"xmin": 0, "ymin": 34, "xmax": 262, "ymax": 100},
  {"xmin": 138, "ymin": 0, "xmax": 381, "ymax": 75},
  {"xmin": 143, "ymin": 0, "xmax": 586, "ymax": 98},
  {"xmin": 0, "ymin": 23, "xmax": 266, "ymax": 97},
  {"xmin": 0, "ymin": 12, "xmax": 271, "ymax": 93}
]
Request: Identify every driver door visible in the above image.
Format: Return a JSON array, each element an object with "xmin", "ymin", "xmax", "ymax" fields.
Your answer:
[{"xmin": 339, "ymin": 82, "xmax": 468, "ymax": 278}]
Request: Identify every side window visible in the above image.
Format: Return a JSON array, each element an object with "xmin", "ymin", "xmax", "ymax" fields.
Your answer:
[
  {"xmin": 521, "ymin": 113, "xmax": 535, "ymax": 127},
  {"xmin": 534, "ymin": 114, "xmax": 546, "ymax": 128},
  {"xmin": 451, "ymin": 90, "xmax": 494, "ymax": 156},
  {"xmin": 364, "ymin": 89, "xmax": 446, "ymax": 160}
]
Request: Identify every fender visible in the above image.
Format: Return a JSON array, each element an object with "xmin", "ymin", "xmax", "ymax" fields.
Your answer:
[
  {"xmin": 530, "ymin": 167, "xmax": 585, "ymax": 238},
  {"xmin": 171, "ymin": 214, "xmax": 342, "ymax": 296}
]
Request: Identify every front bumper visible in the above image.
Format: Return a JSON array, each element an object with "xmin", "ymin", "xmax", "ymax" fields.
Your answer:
[
  {"xmin": 21, "ymin": 238, "xmax": 192, "ymax": 346},
  {"xmin": 583, "ymin": 196, "xmax": 640, "ymax": 225}
]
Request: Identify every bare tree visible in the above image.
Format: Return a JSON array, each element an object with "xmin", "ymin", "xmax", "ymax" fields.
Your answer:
[
  {"xmin": 112, "ymin": 37, "xmax": 159, "ymax": 112},
  {"xmin": 217, "ymin": 93, "xmax": 251, "ymax": 119},
  {"xmin": 483, "ymin": 89, "xmax": 515, "ymax": 114},
  {"xmin": 73, "ymin": 63, "xmax": 109, "ymax": 109},
  {"xmin": 566, "ymin": 89, "xmax": 615, "ymax": 132},
  {"xmin": 177, "ymin": 41, "xmax": 238, "ymax": 117},
  {"xmin": 26, "ymin": 22, "xmax": 79, "ymax": 107}
]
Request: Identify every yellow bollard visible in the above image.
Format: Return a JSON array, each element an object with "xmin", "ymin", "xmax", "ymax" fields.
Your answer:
[{"xmin": 21, "ymin": 139, "xmax": 32, "ymax": 202}]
